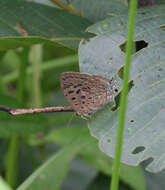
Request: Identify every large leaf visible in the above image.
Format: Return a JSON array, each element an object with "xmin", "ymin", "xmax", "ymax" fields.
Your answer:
[
  {"xmin": 0, "ymin": 94, "xmax": 49, "ymax": 137},
  {"xmin": 62, "ymin": 158, "xmax": 98, "ymax": 190},
  {"xmin": 0, "ymin": 0, "xmax": 93, "ymax": 50},
  {"xmin": 0, "ymin": 176, "xmax": 12, "ymax": 190},
  {"xmin": 79, "ymin": 5, "xmax": 165, "ymax": 172},
  {"xmin": 30, "ymin": 126, "xmax": 145, "ymax": 190},
  {"xmin": 70, "ymin": 0, "xmax": 128, "ymax": 22},
  {"xmin": 66, "ymin": 0, "xmax": 165, "ymax": 22},
  {"xmin": 17, "ymin": 132, "xmax": 90, "ymax": 190}
]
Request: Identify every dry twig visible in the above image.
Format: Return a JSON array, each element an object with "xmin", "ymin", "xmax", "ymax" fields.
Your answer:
[{"xmin": 0, "ymin": 105, "xmax": 74, "ymax": 115}]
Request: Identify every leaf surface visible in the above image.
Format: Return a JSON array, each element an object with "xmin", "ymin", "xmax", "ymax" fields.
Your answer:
[
  {"xmin": 17, "ymin": 131, "xmax": 90, "ymax": 190},
  {"xmin": 79, "ymin": 5, "xmax": 165, "ymax": 172},
  {"xmin": 30, "ymin": 126, "xmax": 145, "ymax": 190},
  {"xmin": 0, "ymin": 0, "xmax": 92, "ymax": 50}
]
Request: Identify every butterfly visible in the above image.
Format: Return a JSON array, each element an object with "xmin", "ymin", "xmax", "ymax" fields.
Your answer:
[{"xmin": 61, "ymin": 72, "xmax": 118, "ymax": 116}]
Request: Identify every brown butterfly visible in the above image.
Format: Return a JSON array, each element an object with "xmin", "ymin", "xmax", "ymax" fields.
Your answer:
[{"xmin": 61, "ymin": 72, "xmax": 118, "ymax": 116}]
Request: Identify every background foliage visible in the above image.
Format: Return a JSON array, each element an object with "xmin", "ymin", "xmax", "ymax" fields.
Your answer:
[{"xmin": 0, "ymin": 0, "xmax": 165, "ymax": 190}]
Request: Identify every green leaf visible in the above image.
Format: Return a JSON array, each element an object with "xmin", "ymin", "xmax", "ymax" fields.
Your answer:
[
  {"xmin": 71, "ymin": 0, "xmax": 128, "ymax": 22},
  {"xmin": 30, "ymin": 126, "xmax": 145, "ymax": 190},
  {"xmin": 0, "ymin": 0, "xmax": 93, "ymax": 50},
  {"xmin": 79, "ymin": 5, "xmax": 165, "ymax": 172},
  {"xmin": 0, "ymin": 176, "xmax": 12, "ymax": 190},
  {"xmin": 62, "ymin": 159, "xmax": 98, "ymax": 190},
  {"xmin": 0, "ymin": 94, "xmax": 49, "ymax": 137},
  {"xmin": 16, "ymin": 136, "xmax": 89, "ymax": 190},
  {"xmin": 71, "ymin": 0, "xmax": 164, "ymax": 22}
]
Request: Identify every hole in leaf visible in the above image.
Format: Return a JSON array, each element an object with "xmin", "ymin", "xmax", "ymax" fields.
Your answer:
[
  {"xmin": 82, "ymin": 38, "xmax": 90, "ymax": 45},
  {"xmin": 135, "ymin": 40, "xmax": 148, "ymax": 52},
  {"xmin": 111, "ymin": 80, "xmax": 134, "ymax": 111},
  {"xmin": 158, "ymin": 67, "xmax": 163, "ymax": 71},
  {"xmin": 160, "ymin": 25, "xmax": 165, "ymax": 30},
  {"xmin": 107, "ymin": 139, "xmax": 111, "ymax": 143},
  {"xmin": 120, "ymin": 40, "xmax": 148, "ymax": 54},
  {"xmin": 132, "ymin": 146, "xmax": 145, "ymax": 154},
  {"xmin": 141, "ymin": 157, "xmax": 154, "ymax": 168}
]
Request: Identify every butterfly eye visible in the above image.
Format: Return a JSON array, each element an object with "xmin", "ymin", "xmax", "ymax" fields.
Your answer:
[{"xmin": 114, "ymin": 88, "xmax": 118, "ymax": 92}]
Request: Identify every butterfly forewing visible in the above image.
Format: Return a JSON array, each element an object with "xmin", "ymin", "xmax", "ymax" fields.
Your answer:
[{"xmin": 61, "ymin": 72, "xmax": 116, "ymax": 116}]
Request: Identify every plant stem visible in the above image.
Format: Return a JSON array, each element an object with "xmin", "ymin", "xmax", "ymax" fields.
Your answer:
[
  {"xmin": 5, "ymin": 136, "xmax": 19, "ymax": 188},
  {"xmin": 17, "ymin": 48, "xmax": 29, "ymax": 102},
  {"xmin": 30, "ymin": 45, "xmax": 42, "ymax": 107},
  {"xmin": 0, "ymin": 77, "xmax": 4, "ymax": 92},
  {"xmin": 30, "ymin": 44, "xmax": 45, "ymax": 162},
  {"xmin": 3, "ymin": 54, "xmax": 78, "ymax": 85},
  {"xmin": 5, "ymin": 48, "xmax": 29, "ymax": 188},
  {"xmin": 110, "ymin": 1, "xmax": 138, "ymax": 190},
  {"xmin": 0, "ymin": 105, "xmax": 73, "ymax": 115},
  {"xmin": 0, "ymin": 52, "xmax": 6, "ymax": 92}
]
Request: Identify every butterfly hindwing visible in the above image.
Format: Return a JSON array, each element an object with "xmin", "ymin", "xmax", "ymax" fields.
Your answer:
[{"xmin": 61, "ymin": 72, "xmax": 115, "ymax": 116}]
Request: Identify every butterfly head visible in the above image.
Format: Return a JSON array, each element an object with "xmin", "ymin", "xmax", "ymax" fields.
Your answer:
[{"xmin": 107, "ymin": 78, "xmax": 119, "ymax": 95}]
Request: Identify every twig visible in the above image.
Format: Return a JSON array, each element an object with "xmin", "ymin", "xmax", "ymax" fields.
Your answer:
[{"xmin": 0, "ymin": 105, "xmax": 74, "ymax": 115}]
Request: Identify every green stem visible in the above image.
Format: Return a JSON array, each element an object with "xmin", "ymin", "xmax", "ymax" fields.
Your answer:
[
  {"xmin": 3, "ymin": 54, "xmax": 78, "ymax": 85},
  {"xmin": 30, "ymin": 45, "xmax": 42, "ymax": 107},
  {"xmin": 5, "ymin": 136, "xmax": 19, "ymax": 188},
  {"xmin": 110, "ymin": 1, "xmax": 138, "ymax": 190},
  {"xmin": 17, "ymin": 48, "xmax": 29, "ymax": 102},
  {"xmin": 0, "ymin": 78, "xmax": 4, "ymax": 92},
  {"xmin": 30, "ymin": 45, "xmax": 45, "ymax": 162},
  {"xmin": 0, "ymin": 52, "xmax": 6, "ymax": 92},
  {"xmin": 5, "ymin": 48, "xmax": 29, "ymax": 188}
]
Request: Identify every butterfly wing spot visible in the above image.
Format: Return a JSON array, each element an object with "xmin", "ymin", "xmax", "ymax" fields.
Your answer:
[
  {"xmin": 81, "ymin": 96, "xmax": 86, "ymax": 99},
  {"xmin": 74, "ymin": 84, "xmax": 82, "ymax": 88},
  {"xmin": 76, "ymin": 89, "xmax": 81, "ymax": 94},
  {"xmin": 77, "ymin": 84, "xmax": 82, "ymax": 87},
  {"xmin": 68, "ymin": 90, "xmax": 74, "ymax": 94}
]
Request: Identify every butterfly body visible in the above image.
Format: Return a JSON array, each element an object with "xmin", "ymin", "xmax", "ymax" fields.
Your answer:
[{"xmin": 61, "ymin": 72, "xmax": 118, "ymax": 116}]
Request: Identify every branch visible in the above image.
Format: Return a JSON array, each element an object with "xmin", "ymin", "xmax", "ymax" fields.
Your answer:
[{"xmin": 0, "ymin": 105, "xmax": 74, "ymax": 115}]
